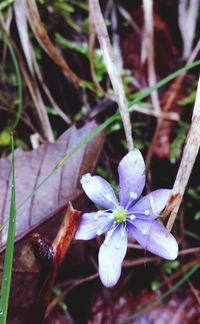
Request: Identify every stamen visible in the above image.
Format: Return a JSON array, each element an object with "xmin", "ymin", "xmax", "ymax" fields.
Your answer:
[
  {"xmin": 127, "ymin": 209, "xmax": 151, "ymax": 217},
  {"xmin": 127, "ymin": 219, "xmax": 149, "ymax": 236},
  {"xmin": 109, "ymin": 213, "xmax": 115, "ymax": 220},
  {"xmin": 129, "ymin": 214, "xmax": 136, "ymax": 221}
]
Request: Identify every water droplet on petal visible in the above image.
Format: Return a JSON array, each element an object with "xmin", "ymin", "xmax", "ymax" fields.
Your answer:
[
  {"xmin": 115, "ymin": 242, "xmax": 120, "ymax": 249},
  {"xmin": 130, "ymin": 192, "xmax": 138, "ymax": 200},
  {"xmin": 141, "ymin": 229, "xmax": 148, "ymax": 235},
  {"xmin": 107, "ymin": 230, "xmax": 112, "ymax": 237},
  {"xmin": 145, "ymin": 210, "xmax": 150, "ymax": 215}
]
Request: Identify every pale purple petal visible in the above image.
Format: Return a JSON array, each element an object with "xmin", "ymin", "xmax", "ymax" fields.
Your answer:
[
  {"xmin": 75, "ymin": 212, "xmax": 113, "ymax": 240},
  {"xmin": 118, "ymin": 149, "xmax": 145, "ymax": 208},
  {"xmin": 128, "ymin": 219, "xmax": 178, "ymax": 260},
  {"xmin": 128, "ymin": 189, "xmax": 171, "ymax": 220},
  {"xmin": 81, "ymin": 173, "xmax": 119, "ymax": 210},
  {"xmin": 98, "ymin": 225, "xmax": 128, "ymax": 287}
]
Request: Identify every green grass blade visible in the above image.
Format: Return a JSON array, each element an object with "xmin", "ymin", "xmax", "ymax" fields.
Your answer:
[
  {"xmin": 2, "ymin": 33, "xmax": 23, "ymax": 129},
  {"xmin": 0, "ymin": 0, "xmax": 14, "ymax": 11},
  {"xmin": 0, "ymin": 134, "xmax": 16, "ymax": 323},
  {"xmin": 118, "ymin": 262, "xmax": 200, "ymax": 323},
  {"xmin": 16, "ymin": 59, "xmax": 200, "ymax": 212}
]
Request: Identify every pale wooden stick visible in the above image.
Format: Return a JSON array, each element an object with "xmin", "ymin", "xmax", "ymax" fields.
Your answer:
[
  {"xmin": 178, "ymin": 0, "xmax": 200, "ymax": 59},
  {"xmin": 89, "ymin": 0, "xmax": 134, "ymax": 151},
  {"xmin": 165, "ymin": 75, "xmax": 200, "ymax": 234},
  {"xmin": 143, "ymin": 0, "xmax": 161, "ymax": 114}
]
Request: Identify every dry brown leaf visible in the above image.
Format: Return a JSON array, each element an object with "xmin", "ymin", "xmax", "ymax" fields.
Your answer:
[
  {"xmin": 0, "ymin": 120, "xmax": 105, "ymax": 323},
  {"xmin": 89, "ymin": 290, "xmax": 200, "ymax": 324}
]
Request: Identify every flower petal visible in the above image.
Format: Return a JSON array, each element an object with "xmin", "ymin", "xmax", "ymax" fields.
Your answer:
[
  {"xmin": 75, "ymin": 212, "xmax": 113, "ymax": 240},
  {"xmin": 98, "ymin": 225, "xmax": 128, "ymax": 287},
  {"xmin": 81, "ymin": 173, "xmax": 119, "ymax": 210},
  {"xmin": 128, "ymin": 219, "xmax": 178, "ymax": 260},
  {"xmin": 118, "ymin": 149, "xmax": 145, "ymax": 208},
  {"xmin": 129, "ymin": 189, "xmax": 171, "ymax": 220}
]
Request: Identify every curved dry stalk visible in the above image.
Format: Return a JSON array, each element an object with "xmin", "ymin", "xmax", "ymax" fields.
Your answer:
[
  {"xmin": 145, "ymin": 38, "xmax": 200, "ymax": 170},
  {"xmin": 26, "ymin": 0, "xmax": 86, "ymax": 88},
  {"xmin": 89, "ymin": 18, "xmax": 106, "ymax": 96},
  {"xmin": 89, "ymin": 0, "xmax": 134, "ymax": 151},
  {"xmin": 45, "ymin": 273, "xmax": 98, "ymax": 318},
  {"xmin": 118, "ymin": 5, "xmax": 141, "ymax": 34},
  {"xmin": 165, "ymin": 75, "xmax": 200, "ymax": 234}
]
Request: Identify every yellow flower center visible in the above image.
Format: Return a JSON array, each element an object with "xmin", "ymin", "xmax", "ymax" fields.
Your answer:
[{"xmin": 113, "ymin": 206, "xmax": 127, "ymax": 223}]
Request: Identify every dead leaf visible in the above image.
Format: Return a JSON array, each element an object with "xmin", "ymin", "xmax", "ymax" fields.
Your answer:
[
  {"xmin": 89, "ymin": 289, "xmax": 200, "ymax": 324},
  {"xmin": 0, "ymin": 121, "xmax": 105, "ymax": 323}
]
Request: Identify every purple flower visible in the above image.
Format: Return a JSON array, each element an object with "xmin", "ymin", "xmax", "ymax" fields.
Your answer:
[{"xmin": 75, "ymin": 149, "xmax": 178, "ymax": 288}]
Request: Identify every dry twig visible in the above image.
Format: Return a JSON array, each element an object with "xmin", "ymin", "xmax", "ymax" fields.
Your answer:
[
  {"xmin": 142, "ymin": 0, "xmax": 161, "ymax": 114},
  {"xmin": 89, "ymin": 0, "xmax": 133, "ymax": 151},
  {"xmin": 165, "ymin": 75, "xmax": 200, "ymax": 234}
]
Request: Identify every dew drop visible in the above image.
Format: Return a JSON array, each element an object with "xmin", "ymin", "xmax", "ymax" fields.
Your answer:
[
  {"xmin": 141, "ymin": 229, "xmax": 148, "ymax": 235},
  {"xmin": 0, "ymin": 309, "xmax": 3, "ymax": 316},
  {"xmin": 130, "ymin": 192, "xmax": 138, "ymax": 200},
  {"xmin": 115, "ymin": 242, "xmax": 120, "ymax": 249},
  {"xmin": 145, "ymin": 210, "xmax": 150, "ymax": 215},
  {"xmin": 107, "ymin": 230, "xmax": 112, "ymax": 237}
]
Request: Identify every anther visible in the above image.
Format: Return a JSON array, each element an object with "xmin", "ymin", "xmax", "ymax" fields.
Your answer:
[{"xmin": 130, "ymin": 214, "xmax": 136, "ymax": 221}]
